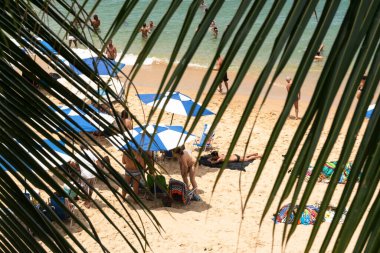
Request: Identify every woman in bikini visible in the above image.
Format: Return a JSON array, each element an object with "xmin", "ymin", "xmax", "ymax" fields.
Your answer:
[
  {"xmin": 121, "ymin": 150, "xmax": 146, "ymax": 200},
  {"xmin": 208, "ymin": 151, "xmax": 261, "ymax": 164}
]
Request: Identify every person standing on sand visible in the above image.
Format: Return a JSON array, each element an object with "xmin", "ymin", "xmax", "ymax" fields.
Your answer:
[
  {"xmin": 90, "ymin": 14, "xmax": 100, "ymax": 31},
  {"xmin": 285, "ymin": 76, "xmax": 301, "ymax": 120},
  {"xmin": 121, "ymin": 109, "xmax": 133, "ymax": 130},
  {"xmin": 356, "ymin": 75, "xmax": 367, "ymax": 99},
  {"xmin": 214, "ymin": 55, "xmax": 229, "ymax": 93},
  {"xmin": 172, "ymin": 146, "xmax": 200, "ymax": 200},
  {"xmin": 121, "ymin": 150, "xmax": 146, "ymax": 200},
  {"xmin": 106, "ymin": 40, "xmax": 117, "ymax": 60},
  {"xmin": 140, "ymin": 23, "xmax": 150, "ymax": 39}
]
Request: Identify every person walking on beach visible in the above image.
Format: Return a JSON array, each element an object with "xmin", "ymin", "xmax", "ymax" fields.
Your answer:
[
  {"xmin": 214, "ymin": 55, "xmax": 229, "ymax": 93},
  {"xmin": 172, "ymin": 146, "xmax": 200, "ymax": 200},
  {"xmin": 285, "ymin": 76, "xmax": 301, "ymax": 120},
  {"xmin": 106, "ymin": 40, "xmax": 117, "ymax": 60},
  {"xmin": 90, "ymin": 14, "xmax": 100, "ymax": 31},
  {"xmin": 356, "ymin": 75, "xmax": 367, "ymax": 99},
  {"xmin": 140, "ymin": 23, "xmax": 150, "ymax": 39}
]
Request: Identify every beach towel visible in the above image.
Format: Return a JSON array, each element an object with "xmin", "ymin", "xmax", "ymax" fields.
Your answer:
[
  {"xmin": 199, "ymin": 155, "xmax": 252, "ymax": 171},
  {"xmin": 274, "ymin": 204, "xmax": 348, "ymax": 225},
  {"xmin": 305, "ymin": 161, "xmax": 355, "ymax": 184},
  {"xmin": 274, "ymin": 204, "xmax": 319, "ymax": 225}
]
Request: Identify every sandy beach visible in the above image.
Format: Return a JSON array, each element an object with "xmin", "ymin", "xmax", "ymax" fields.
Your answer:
[{"xmin": 37, "ymin": 61, "xmax": 367, "ymax": 253}]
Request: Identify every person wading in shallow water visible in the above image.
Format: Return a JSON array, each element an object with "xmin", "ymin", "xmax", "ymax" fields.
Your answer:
[
  {"xmin": 90, "ymin": 14, "xmax": 101, "ymax": 31},
  {"xmin": 106, "ymin": 40, "xmax": 117, "ymax": 60}
]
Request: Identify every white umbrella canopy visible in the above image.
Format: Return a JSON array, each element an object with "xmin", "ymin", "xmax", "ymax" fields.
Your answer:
[
  {"xmin": 57, "ymin": 75, "xmax": 124, "ymax": 102},
  {"xmin": 107, "ymin": 125, "xmax": 196, "ymax": 151},
  {"xmin": 137, "ymin": 91, "xmax": 215, "ymax": 117}
]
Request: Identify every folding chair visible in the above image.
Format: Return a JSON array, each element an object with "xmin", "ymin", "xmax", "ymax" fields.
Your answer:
[{"xmin": 193, "ymin": 124, "xmax": 214, "ymax": 151}]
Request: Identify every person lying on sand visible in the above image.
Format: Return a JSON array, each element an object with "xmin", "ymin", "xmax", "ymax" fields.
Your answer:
[{"xmin": 208, "ymin": 151, "xmax": 261, "ymax": 164}]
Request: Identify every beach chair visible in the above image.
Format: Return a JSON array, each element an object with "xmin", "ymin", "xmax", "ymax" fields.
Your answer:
[
  {"xmin": 193, "ymin": 124, "xmax": 214, "ymax": 151},
  {"xmin": 161, "ymin": 150, "xmax": 176, "ymax": 161},
  {"xmin": 49, "ymin": 194, "xmax": 75, "ymax": 226},
  {"xmin": 169, "ymin": 178, "xmax": 196, "ymax": 205}
]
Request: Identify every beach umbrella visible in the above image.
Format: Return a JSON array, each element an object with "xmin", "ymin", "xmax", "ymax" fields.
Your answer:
[
  {"xmin": 366, "ymin": 104, "xmax": 375, "ymax": 119},
  {"xmin": 107, "ymin": 125, "xmax": 195, "ymax": 151},
  {"xmin": 35, "ymin": 37, "xmax": 58, "ymax": 55},
  {"xmin": 51, "ymin": 105, "xmax": 115, "ymax": 133},
  {"xmin": 138, "ymin": 91, "xmax": 214, "ymax": 116},
  {"xmin": 137, "ymin": 92, "xmax": 214, "ymax": 122},
  {"xmin": 57, "ymin": 75, "xmax": 124, "ymax": 102},
  {"xmin": 69, "ymin": 56, "xmax": 125, "ymax": 77},
  {"xmin": 0, "ymin": 139, "xmax": 71, "ymax": 171}
]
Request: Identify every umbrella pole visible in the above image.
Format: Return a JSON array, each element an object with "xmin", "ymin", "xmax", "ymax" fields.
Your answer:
[{"xmin": 170, "ymin": 113, "xmax": 174, "ymax": 126}]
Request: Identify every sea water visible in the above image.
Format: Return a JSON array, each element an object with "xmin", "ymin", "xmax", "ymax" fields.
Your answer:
[{"xmin": 48, "ymin": 0, "xmax": 349, "ymax": 72}]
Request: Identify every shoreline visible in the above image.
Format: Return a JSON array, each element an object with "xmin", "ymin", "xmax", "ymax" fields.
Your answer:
[{"xmin": 123, "ymin": 61, "xmax": 324, "ymax": 104}]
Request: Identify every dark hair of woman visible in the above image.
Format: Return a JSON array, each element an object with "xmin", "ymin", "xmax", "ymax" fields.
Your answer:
[
  {"xmin": 211, "ymin": 151, "xmax": 218, "ymax": 157},
  {"xmin": 121, "ymin": 110, "xmax": 129, "ymax": 119}
]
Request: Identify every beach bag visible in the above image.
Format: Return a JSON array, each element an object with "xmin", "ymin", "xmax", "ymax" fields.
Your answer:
[
  {"xmin": 147, "ymin": 174, "xmax": 167, "ymax": 194},
  {"xmin": 169, "ymin": 178, "xmax": 194, "ymax": 205},
  {"xmin": 49, "ymin": 195, "xmax": 70, "ymax": 221}
]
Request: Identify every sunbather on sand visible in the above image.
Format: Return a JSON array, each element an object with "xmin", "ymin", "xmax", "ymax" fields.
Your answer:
[{"xmin": 208, "ymin": 151, "xmax": 261, "ymax": 164}]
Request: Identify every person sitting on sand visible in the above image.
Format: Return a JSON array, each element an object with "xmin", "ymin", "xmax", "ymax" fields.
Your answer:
[
  {"xmin": 172, "ymin": 146, "xmax": 200, "ymax": 199},
  {"xmin": 208, "ymin": 151, "xmax": 261, "ymax": 164}
]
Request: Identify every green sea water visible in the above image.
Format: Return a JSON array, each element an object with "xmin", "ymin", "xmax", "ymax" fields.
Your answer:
[{"xmin": 49, "ymin": 0, "xmax": 349, "ymax": 71}]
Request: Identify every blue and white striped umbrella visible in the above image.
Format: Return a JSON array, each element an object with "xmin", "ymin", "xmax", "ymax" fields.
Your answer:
[
  {"xmin": 137, "ymin": 91, "xmax": 214, "ymax": 116},
  {"xmin": 52, "ymin": 105, "xmax": 115, "ymax": 133},
  {"xmin": 0, "ymin": 139, "xmax": 71, "ymax": 171},
  {"xmin": 366, "ymin": 104, "xmax": 375, "ymax": 119},
  {"xmin": 107, "ymin": 125, "xmax": 195, "ymax": 151},
  {"xmin": 69, "ymin": 57, "xmax": 126, "ymax": 77}
]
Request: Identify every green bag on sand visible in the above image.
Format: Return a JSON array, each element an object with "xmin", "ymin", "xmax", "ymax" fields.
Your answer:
[{"xmin": 147, "ymin": 174, "xmax": 167, "ymax": 193}]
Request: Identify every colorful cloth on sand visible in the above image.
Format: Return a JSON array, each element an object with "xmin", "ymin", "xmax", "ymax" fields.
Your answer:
[
  {"xmin": 274, "ymin": 204, "xmax": 319, "ymax": 225},
  {"xmin": 274, "ymin": 204, "xmax": 348, "ymax": 225},
  {"xmin": 169, "ymin": 178, "xmax": 194, "ymax": 205},
  {"xmin": 305, "ymin": 161, "xmax": 354, "ymax": 184}
]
